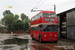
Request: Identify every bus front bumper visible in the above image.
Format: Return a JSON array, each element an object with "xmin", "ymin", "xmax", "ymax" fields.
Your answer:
[{"xmin": 42, "ymin": 37, "xmax": 58, "ymax": 41}]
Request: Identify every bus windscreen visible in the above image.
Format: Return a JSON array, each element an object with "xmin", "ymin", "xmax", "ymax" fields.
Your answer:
[
  {"xmin": 51, "ymin": 25, "xmax": 57, "ymax": 32},
  {"xmin": 43, "ymin": 25, "xmax": 50, "ymax": 32}
]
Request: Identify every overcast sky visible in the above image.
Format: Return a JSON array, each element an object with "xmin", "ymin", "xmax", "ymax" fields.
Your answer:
[{"xmin": 0, "ymin": 0, "xmax": 75, "ymax": 20}]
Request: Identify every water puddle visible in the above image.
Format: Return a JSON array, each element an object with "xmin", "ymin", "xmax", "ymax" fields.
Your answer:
[
  {"xmin": 0, "ymin": 38, "xmax": 30, "ymax": 50},
  {"xmin": 0, "ymin": 35, "xmax": 74, "ymax": 50}
]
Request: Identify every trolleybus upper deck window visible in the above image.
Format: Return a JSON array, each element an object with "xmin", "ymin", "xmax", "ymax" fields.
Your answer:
[
  {"xmin": 50, "ymin": 13, "xmax": 56, "ymax": 17},
  {"xmin": 43, "ymin": 13, "xmax": 56, "ymax": 17},
  {"xmin": 43, "ymin": 13, "xmax": 49, "ymax": 17}
]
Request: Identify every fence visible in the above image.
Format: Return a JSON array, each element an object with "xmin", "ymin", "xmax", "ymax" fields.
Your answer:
[{"xmin": 5, "ymin": 30, "xmax": 26, "ymax": 34}]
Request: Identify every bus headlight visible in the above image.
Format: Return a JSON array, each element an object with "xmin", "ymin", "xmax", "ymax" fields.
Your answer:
[
  {"xmin": 44, "ymin": 35, "xmax": 46, "ymax": 37},
  {"xmin": 55, "ymin": 35, "xmax": 57, "ymax": 37}
]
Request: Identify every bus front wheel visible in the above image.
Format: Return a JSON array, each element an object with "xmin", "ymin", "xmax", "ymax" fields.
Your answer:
[{"xmin": 39, "ymin": 37, "xmax": 42, "ymax": 43}]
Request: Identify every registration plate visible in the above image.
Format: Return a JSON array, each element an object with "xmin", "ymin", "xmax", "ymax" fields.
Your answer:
[
  {"xmin": 48, "ymin": 22, "xmax": 52, "ymax": 23},
  {"xmin": 49, "ymin": 38, "xmax": 52, "ymax": 39}
]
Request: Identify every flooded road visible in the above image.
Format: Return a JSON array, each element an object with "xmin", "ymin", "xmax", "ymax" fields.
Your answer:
[{"xmin": 0, "ymin": 34, "xmax": 75, "ymax": 50}]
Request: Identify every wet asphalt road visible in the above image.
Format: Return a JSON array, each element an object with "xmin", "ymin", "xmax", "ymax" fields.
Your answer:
[{"xmin": 0, "ymin": 34, "xmax": 75, "ymax": 50}]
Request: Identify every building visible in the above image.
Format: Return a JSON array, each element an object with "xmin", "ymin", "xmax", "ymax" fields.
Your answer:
[{"xmin": 57, "ymin": 8, "xmax": 75, "ymax": 40}]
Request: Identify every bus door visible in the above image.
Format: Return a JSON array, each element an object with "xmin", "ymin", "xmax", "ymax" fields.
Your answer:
[{"xmin": 39, "ymin": 25, "xmax": 43, "ymax": 38}]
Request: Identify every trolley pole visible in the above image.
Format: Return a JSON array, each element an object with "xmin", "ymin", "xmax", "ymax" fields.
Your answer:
[{"xmin": 54, "ymin": 5, "xmax": 56, "ymax": 12}]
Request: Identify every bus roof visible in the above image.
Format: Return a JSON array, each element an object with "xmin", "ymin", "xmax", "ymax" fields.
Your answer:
[
  {"xmin": 41, "ymin": 11, "xmax": 56, "ymax": 13},
  {"xmin": 31, "ymin": 11, "xmax": 56, "ymax": 19}
]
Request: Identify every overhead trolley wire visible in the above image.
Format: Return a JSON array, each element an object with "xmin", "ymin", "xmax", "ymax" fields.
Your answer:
[
  {"xmin": 36, "ymin": 0, "xmax": 46, "ymax": 8},
  {"xmin": 32, "ymin": 0, "xmax": 46, "ymax": 9},
  {"xmin": 31, "ymin": 0, "xmax": 46, "ymax": 12},
  {"xmin": 33, "ymin": 0, "xmax": 42, "ymax": 9}
]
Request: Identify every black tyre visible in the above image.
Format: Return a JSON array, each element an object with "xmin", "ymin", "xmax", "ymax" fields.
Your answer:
[
  {"xmin": 32, "ymin": 34, "xmax": 34, "ymax": 40},
  {"xmin": 54, "ymin": 41, "xmax": 58, "ymax": 43},
  {"xmin": 39, "ymin": 37, "xmax": 42, "ymax": 43}
]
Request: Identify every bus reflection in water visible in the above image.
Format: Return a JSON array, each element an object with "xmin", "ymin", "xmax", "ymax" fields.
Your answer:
[
  {"xmin": 30, "ymin": 45, "xmax": 49, "ymax": 50},
  {"xmin": 30, "ymin": 45, "xmax": 59, "ymax": 50},
  {"xmin": 30, "ymin": 11, "xmax": 58, "ymax": 43}
]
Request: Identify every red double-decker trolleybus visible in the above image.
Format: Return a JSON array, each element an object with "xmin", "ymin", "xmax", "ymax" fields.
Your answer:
[{"xmin": 30, "ymin": 11, "xmax": 58, "ymax": 43}]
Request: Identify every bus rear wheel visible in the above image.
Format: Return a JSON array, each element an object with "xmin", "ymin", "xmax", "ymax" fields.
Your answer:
[
  {"xmin": 32, "ymin": 34, "xmax": 34, "ymax": 40},
  {"xmin": 54, "ymin": 41, "xmax": 57, "ymax": 43},
  {"xmin": 39, "ymin": 37, "xmax": 42, "ymax": 43}
]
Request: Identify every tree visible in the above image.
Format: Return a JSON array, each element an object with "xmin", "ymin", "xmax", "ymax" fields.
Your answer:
[
  {"xmin": 12, "ymin": 20, "xmax": 24, "ymax": 31},
  {"xmin": 3, "ymin": 10, "xmax": 12, "ymax": 16},
  {"xmin": 0, "ymin": 20, "xmax": 1, "ymax": 24},
  {"xmin": 14, "ymin": 14, "xmax": 19, "ymax": 20},
  {"xmin": 24, "ymin": 22, "xmax": 29, "ymax": 31},
  {"xmin": 0, "ymin": 20, "xmax": 4, "ymax": 28},
  {"xmin": 21, "ymin": 13, "xmax": 31, "ymax": 31},
  {"xmin": 2, "ymin": 10, "xmax": 31, "ymax": 32},
  {"xmin": 21, "ymin": 13, "xmax": 27, "ymax": 21},
  {"xmin": 2, "ymin": 14, "xmax": 14, "ymax": 30}
]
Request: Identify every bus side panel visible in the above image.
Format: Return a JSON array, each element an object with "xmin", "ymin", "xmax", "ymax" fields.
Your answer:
[
  {"xmin": 36, "ymin": 31, "xmax": 39, "ymax": 40},
  {"xmin": 31, "ymin": 18, "xmax": 41, "ymax": 25},
  {"xmin": 30, "ymin": 27, "xmax": 32, "ymax": 37},
  {"xmin": 34, "ymin": 31, "xmax": 38, "ymax": 39},
  {"xmin": 30, "ymin": 28, "xmax": 35, "ymax": 39}
]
